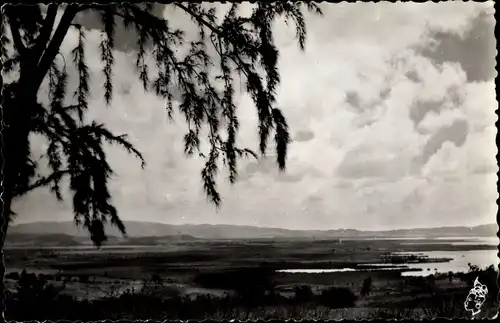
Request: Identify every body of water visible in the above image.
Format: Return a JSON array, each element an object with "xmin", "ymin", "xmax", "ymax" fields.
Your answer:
[
  {"xmin": 278, "ymin": 238, "xmax": 498, "ymax": 277},
  {"xmin": 400, "ymin": 237, "xmax": 499, "ymax": 246},
  {"xmin": 397, "ymin": 250, "xmax": 498, "ymax": 276},
  {"xmin": 276, "ymin": 267, "xmax": 414, "ymax": 274},
  {"xmin": 7, "ymin": 237, "xmax": 498, "ymax": 278},
  {"xmin": 277, "ymin": 268, "xmax": 357, "ymax": 273}
]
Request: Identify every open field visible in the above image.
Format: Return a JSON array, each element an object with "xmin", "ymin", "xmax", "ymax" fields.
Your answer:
[{"xmin": 3, "ymin": 238, "xmax": 499, "ymax": 320}]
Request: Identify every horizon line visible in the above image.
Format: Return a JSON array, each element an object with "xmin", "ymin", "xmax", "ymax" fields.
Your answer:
[{"xmin": 10, "ymin": 219, "xmax": 496, "ymax": 233}]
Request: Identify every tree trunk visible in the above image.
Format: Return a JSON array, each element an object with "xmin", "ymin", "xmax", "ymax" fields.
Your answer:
[
  {"xmin": 1, "ymin": 19, "xmax": 57, "ymax": 316},
  {"xmin": 0, "ymin": 132, "xmax": 15, "ymax": 323},
  {"xmin": 0, "ymin": 90, "xmax": 32, "ymax": 323}
]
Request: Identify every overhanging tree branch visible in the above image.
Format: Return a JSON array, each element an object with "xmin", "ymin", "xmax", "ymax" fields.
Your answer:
[
  {"xmin": 13, "ymin": 169, "xmax": 71, "ymax": 198},
  {"xmin": 32, "ymin": 3, "xmax": 59, "ymax": 66},
  {"xmin": 174, "ymin": 3, "xmax": 219, "ymax": 33},
  {"xmin": 174, "ymin": 4, "xmax": 256, "ymax": 83},
  {"xmin": 1, "ymin": 2, "xmax": 320, "ymax": 253},
  {"xmin": 6, "ymin": 16, "xmax": 26, "ymax": 56},
  {"xmin": 33, "ymin": 5, "xmax": 78, "ymax": 95}
]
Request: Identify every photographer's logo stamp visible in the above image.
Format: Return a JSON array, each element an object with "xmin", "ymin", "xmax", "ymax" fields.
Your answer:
[{"xmin": 464, "ymin": 277, "xmax": 488, "ymax": 318}]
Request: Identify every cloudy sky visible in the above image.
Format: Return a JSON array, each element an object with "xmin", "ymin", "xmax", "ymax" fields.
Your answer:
[{"xmin": 13, "ymin": 2, "xmax": 497, "ymax": 230}]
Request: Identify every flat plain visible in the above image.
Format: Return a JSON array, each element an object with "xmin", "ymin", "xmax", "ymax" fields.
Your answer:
[{"xmin": 3, "ymin": 235, "xmax": 498, "ymax": 320}]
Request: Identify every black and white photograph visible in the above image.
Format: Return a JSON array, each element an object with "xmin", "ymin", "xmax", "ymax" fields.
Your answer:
[{"xmin": 0, "ymin": 1, "xmax": 498, "ymax": 321}]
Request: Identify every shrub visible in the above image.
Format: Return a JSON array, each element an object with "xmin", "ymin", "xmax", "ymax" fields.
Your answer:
[
  {"xmin": 150, "ymin": 272, "xmax": 163, "ymax": 285},
  {"xmin": 5, "ymin": 272, "xmax": 20, "ymax": 280},
  {"xmin": 6, "ymin": 270, "xmax": 70, "ymax": 320},
  {"xmin": 39, "ymin": 273, "xmax": 55, "ymax": 281},
  {"xmin": 458, "ymin": 263, "xmax": 498, "ymax": 296},
  {"xmin": 360, "ymin": 276, "xmax": 372, "ymax": 296},
  {"xmin": 16, "ymin": 270, "xmax": 60, "ymax": 300},
  {"xmin": 293, "ymin": 285, "xmax": 315, "ymax": 303},
  {"xmin": 194, "ymin": 268, "xmax": 276, "ymax": 293},
  {"xmin": 318, "ymin": 287, "xmax": 357, "ymax": 308},
  {"xmin": 78, "ymin": 274, "xmax": 89, "ymax": 283}
]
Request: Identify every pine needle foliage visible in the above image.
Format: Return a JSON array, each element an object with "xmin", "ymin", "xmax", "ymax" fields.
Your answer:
[{"xmin": 1, "ymin": 2, "xmax": 322, "ymax": 247}]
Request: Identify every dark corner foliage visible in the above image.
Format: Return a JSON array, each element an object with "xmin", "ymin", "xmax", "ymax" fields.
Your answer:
[{"xmin": 0, "ymin": 2, "xmax": 323, "ymax": 246}]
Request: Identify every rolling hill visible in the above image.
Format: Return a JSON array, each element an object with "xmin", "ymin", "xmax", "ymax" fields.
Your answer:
[{"xmin": 6, "ymin": 221, "xmax": 497, "ymax": 244}]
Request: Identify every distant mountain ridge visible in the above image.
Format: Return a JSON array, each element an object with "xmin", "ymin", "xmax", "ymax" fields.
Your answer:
[{"xmin": 7, "ymin": 221, "xmax": 497, "ymax": 241}]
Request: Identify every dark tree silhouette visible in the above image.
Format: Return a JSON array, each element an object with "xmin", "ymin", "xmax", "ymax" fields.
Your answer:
[
  {"xmin": 360, "ymin": 276, "xmax": 372, "ymax": 297},
  {"xmin": 0, "ymin": 2, "xmax": 322, "ymax": 321}
]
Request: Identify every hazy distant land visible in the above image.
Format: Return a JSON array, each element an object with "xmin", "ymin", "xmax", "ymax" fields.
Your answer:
[{"xmin": 5, "ymin": 221, "xmax": 497, "ymax": 246}]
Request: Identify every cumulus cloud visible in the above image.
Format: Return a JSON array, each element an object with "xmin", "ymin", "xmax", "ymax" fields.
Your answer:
[
  {"xmin": 416, "ymin": 119, "xmax": 469, "ymax": 167},
  {"xmin": 293, "ymin": 130, "xmax": 315, "ymax": 143},
  {"xmin": 419, "ymin": 9, "xmax": 496, "ymax": 82},
  {"xmin": 13, "ymin": 2, "xmax": 497, "ymax": 230}
]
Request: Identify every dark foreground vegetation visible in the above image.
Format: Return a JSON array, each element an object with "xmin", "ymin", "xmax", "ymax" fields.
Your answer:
[{"xmin": 3, "ymin": 264, "xmax": 498, "ymax": 320}]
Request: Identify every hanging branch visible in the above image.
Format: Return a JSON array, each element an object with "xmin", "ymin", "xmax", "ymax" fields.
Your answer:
[
  {"xmin": 70, "ymin": 24, "xmax": 89, "ymax": 121},
  {"xmin": 99, "ymin": 7, "xmax": 116, "ymax": 105},
  {"xmin": 32, "ymin": 4, "xmax": 59, "ymax": 65},
  {"xmin": 6, "ymin": 14, "xmax": 26, "ymax": 56},
  {"xmin": 1, "ymin": 2, "xmax": 322, "ymax": 248},
  {"xmin": 33, "ymin": 5, "xmax": 78, "ymax": 96}
]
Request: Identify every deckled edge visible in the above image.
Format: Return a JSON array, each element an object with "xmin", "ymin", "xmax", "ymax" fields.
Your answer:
[
  {"xmin": 0, "ymin": 3, "xmax": 7, "ymax": 323},
  {"xmin": 495, "ymin": 0, "xmax": 500, "ymax": 320}
]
